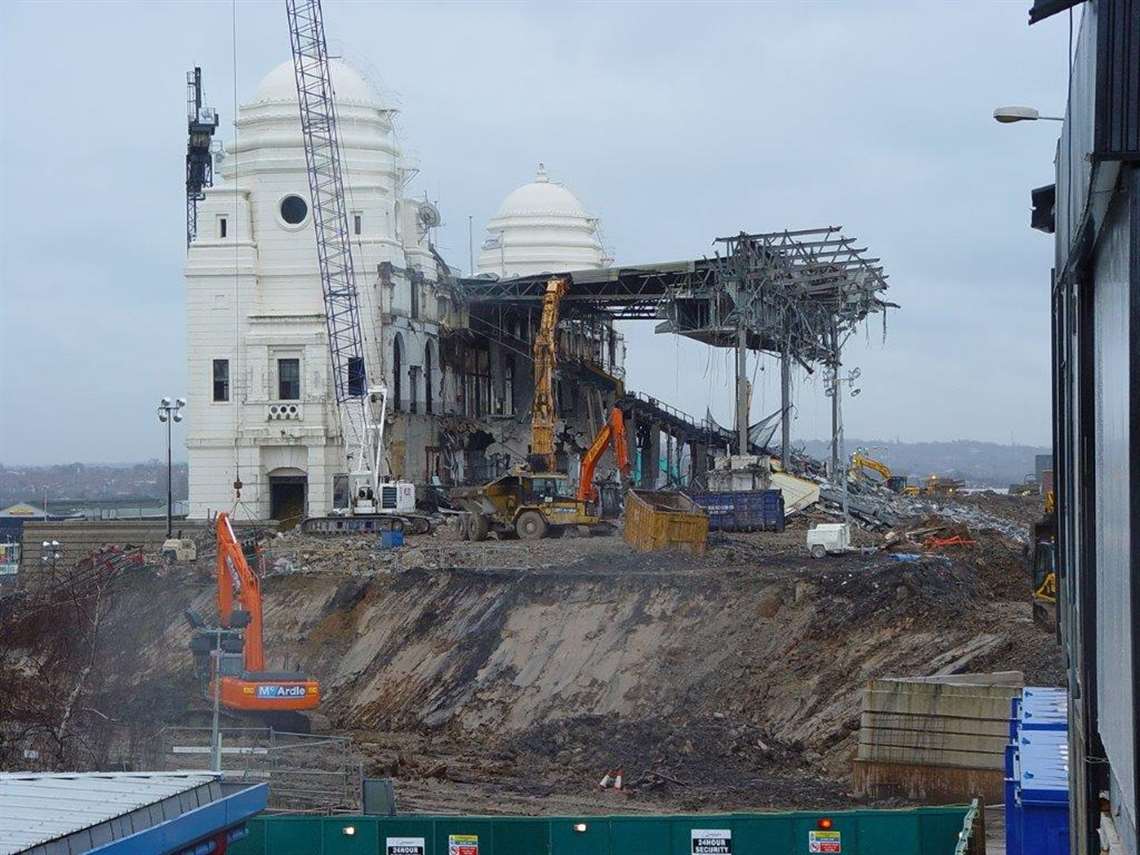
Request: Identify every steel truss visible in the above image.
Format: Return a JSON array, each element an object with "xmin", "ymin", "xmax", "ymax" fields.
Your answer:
[{"xmin": 457, "ymin": 226, "xmax": 894, "ymax": 369}]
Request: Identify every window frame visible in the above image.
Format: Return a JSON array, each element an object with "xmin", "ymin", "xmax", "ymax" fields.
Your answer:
[
  {"xmin": 277, "ymin": 357, "xmax": 301, "ymax": 401},
  {"xmin": 212, "ymin": 358, "xmax": 230, "ymax": 403}
]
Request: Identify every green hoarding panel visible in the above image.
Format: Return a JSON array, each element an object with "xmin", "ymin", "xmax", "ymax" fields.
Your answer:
[
  {"xmin": 238, "ymin": 805, "xmax": 970, "ymax": 855},
  {"xmin": 918, "ymin": 808, "xmax": 970, "ymax": 855},
  {"xmin": 857, "ymin": 810, "xmax": 919, "ymax": 854},
  {"xmin": 379, "ymin": 817, "xmax": 437, "ymax": 855},
  {"xmin": 431, "ymin": 818, "xmax": 495, "ymax": 855},
  {"xmin": 493, "ymin": 819, "xmax": 549, "ymax": 855},
  {"xmin": 265, "ymin": 816, "xmax": 322, "ymax": 855},
  {"xmin": 323, "ymin": 817, "xmax": 381, "ymax": 855},
  {"xmin": 669, "ymin": 816, "xmax": 733, "ymax": 855},
  {"xmin": 551, "ymin": 817, "xmax": 608, "ymax": 855},
  {"xmin": 793, "ymin": 814, "xmax": 857, "ymax": 855},
  {"xmin": 231, "ymin": 817, "xmax": 265, "ymax": 855},
  {"xmin": 734, "ymin": 815, "xmax": 795, "ymax": 852},
  {"xmin": 610, "ymin": 817, "xmax": 670, "ymax": 855}
]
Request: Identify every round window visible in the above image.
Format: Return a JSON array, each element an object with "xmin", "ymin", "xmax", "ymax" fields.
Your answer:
[{"xmin": 280, "ymin": 195, "xmax": 308, "ymax": 225}]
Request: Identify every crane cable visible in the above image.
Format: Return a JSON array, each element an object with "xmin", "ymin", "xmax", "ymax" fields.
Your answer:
[{"xmin": 230, "ymin": 0, "xmax": 242, "ymax": 513}]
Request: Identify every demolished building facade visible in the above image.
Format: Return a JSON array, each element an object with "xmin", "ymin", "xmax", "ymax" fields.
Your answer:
[{"xmin": 185, "ymin": 60, "xmax": 622, "ymax": 522}]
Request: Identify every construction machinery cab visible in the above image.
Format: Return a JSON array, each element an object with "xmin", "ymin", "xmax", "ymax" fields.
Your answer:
[
  {"xmin": 525, "ymin": 474, "xmax": 572, "ymax": 502},
  {"xmin": 450, "ymin": 468, "xmax": 599, "ymax": 541}
]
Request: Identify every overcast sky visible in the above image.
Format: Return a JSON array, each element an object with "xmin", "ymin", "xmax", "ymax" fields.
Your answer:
[{"xmin": 0, "ymin": 1, "xmax": 1068, "ymax": 464}]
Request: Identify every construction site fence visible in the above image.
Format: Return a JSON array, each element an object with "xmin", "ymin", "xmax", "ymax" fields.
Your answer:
[
  {"xmin": 160, "ymin": 727, "xmax": 362, "ymax": 814},
  {"xmin": 230, "ymin": 805, "xmax": 972, "ymax": 855}
]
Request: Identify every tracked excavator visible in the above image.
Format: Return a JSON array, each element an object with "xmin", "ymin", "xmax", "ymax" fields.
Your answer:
[
  {"xmin": 850, "ymin": 450, "xmax": 909, "ymax": 494},
  {"xmin": 188, "ymin": 513, "xmax": 320, "ymax": 730},
  {"xmin": 577, "ymin": 406, "xmax": 632, "ymax": 503}
]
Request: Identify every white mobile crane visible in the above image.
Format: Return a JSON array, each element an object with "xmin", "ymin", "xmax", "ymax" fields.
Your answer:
[{"xmin": 286, "ymin": 0, "xmax": 428, "ymax": 535}]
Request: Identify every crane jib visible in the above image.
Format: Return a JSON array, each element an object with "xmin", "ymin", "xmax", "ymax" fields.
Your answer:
[{"xmin": 285, "ymin": 0, "xmax": 368, "ymax": 408}]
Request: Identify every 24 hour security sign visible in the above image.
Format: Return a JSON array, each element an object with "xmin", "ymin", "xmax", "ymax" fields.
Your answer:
[{"xmin": 691, "ymin": 829, "xmax": 732, "ymax": 855}]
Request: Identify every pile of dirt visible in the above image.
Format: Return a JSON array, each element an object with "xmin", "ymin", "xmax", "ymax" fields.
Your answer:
[{"xmin": 2, "ymin": 493, "xmax": 1062, "ymax": 814}]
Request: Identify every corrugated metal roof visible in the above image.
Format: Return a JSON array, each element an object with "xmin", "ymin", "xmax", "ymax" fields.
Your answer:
[{"xmin": 0, "ymin": 771, "xmax": 220, "ymax": 855}]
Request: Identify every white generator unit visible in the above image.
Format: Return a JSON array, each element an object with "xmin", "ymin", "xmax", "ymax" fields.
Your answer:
[
  {"xmin": 807, "ymin": 522, "xmax": 851, "ymax": 558},
  {"xmin": 378, "ymin": 480, "xmax": 416, "ymax": 514}
]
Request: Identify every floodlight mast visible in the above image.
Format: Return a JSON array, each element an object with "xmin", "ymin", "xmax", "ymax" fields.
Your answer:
[{"xmin": 285, "ymin": 0, "xmax": 387, "ymax": 511}]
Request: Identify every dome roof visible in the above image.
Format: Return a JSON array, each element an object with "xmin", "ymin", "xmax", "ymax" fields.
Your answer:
[
  {"xmin": 477, "ymin": 163, "xmax": 608, "ymax": 278},
  {"xmin": 493, "ymin": 163, "xmax": 590, "ymax": 220},
  {"xmin": 252, "ymin": 59, "xmax": 381, "ymax": 107}
]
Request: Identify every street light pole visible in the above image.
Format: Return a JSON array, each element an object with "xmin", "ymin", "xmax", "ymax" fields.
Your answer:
[
  {"xmin": 210, "ymin": 625, "xmax": 223, "ymax": 772},
  {"xmin": 992, "ymin": 105, "xmax": 1064, "ymax": 123},
  {"xmin": 166, "ymin": 414, "xmax": 173, "ymax": 538},
  {"xmin": 157, "ymin": 397, "xmax": 186, "ymax": 538}
]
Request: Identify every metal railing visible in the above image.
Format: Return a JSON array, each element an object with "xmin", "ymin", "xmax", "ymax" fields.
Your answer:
[{"xmin": 160, "ymin": 726, "xmax": 362, "ymax": 814}]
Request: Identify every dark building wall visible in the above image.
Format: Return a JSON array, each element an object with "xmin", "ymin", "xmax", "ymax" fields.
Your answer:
[{"xmin": 1046, "ymin": 2, "xmax": 1140, "ymax": 852}]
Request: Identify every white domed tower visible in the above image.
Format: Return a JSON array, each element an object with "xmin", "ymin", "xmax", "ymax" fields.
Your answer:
[
  {"xmin": 185, "ymin": 60, "xmax": 449, "ymax": 522},
  {"xmin": 477, "ymin": 164, "xmax": 609, "ymax": 277}
]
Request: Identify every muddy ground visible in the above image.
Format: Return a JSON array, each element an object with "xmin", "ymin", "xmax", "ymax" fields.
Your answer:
[{"xmin": 0, "ymin": 493, "xmax": 1061, "ymax": 815}]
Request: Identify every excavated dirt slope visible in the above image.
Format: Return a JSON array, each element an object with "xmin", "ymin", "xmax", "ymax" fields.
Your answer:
[{"xmin": 34, "ymin": 496, "xmax": 1058, "ymax": 814}]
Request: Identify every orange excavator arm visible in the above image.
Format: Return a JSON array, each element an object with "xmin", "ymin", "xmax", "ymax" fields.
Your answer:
[
  {"xmin": 215, "ymin": 512, "xmax": 264, "ymax": 673},
  {"xmin": 532, "ymin": 276, "xmax": 569, "ymax": 472},
  {"xmin": 577, "ymin": 407, "xmax": 631, "ymax": 502}
]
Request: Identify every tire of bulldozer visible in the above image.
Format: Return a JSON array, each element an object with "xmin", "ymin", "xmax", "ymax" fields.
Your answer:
[
  {"xmin": 515, "ymin": 510, "xmax": 548, "ymax": 540},
  {"xmin": 468, "ymin": 513, "xmax": 489, "ymax": 542},
  {"xmin": 443, "ymin": 516, "xmax": 464, "ymax": 540},
  {"xmin": 408, "ymin": 516, "xmax": 431, "ymax": 536},
  {"xmin": 810, "ymin": 544, "xmax": 827, "ymax": 559}
]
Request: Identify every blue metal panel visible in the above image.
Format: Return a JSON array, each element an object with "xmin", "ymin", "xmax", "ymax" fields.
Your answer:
[
  {"xmin": 688, "ymin": 490, "xmax": 785, "ymax": 532},
  {"xmin": 86, "ymin": 783, "xmax": 266, "ymax": 855}
]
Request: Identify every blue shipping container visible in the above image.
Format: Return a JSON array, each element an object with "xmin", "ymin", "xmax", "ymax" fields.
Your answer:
[{"xmin": 688, "ymin": 490, "xmax": 785, "ymax": 532}]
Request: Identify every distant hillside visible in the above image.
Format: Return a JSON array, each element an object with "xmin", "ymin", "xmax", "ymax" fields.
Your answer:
[
  {"xmin": 0, "ymin": 461, "xmax": 188, "ymax": 508},
  {"xmin": 794, "ymin": 439, "xmax": 1051, "ymax": 488}
]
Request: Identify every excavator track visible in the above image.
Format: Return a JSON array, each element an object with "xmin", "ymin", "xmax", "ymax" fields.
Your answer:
[{"xmin": 301, "ymin": 514, "xmax": 432, "ymax": 536}]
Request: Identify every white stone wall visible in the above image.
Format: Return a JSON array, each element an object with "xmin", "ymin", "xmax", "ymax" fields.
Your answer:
[{"xmin": 185, "ymin": 60, "xmax": 446, "ymax": 520}]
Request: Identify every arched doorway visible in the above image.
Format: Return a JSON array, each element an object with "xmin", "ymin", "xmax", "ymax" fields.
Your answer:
[{"xmin": 392, "ymin": 333, "xmax": 404, "ymax": 411}]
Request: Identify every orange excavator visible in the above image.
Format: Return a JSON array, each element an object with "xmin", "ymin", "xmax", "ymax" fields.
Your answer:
[
  {"xmin": 189, "ymin": 513, "xmax": 319, "ymax": 725},
  {"xmin": 577, "ymin": 406, "xmax": 632, "ymax": 504}
]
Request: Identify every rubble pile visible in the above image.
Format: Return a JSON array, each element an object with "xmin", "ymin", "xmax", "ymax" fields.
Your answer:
[{"xmin": 2, "ymin": 477, "xmax": 1060, "ymax": 814}]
